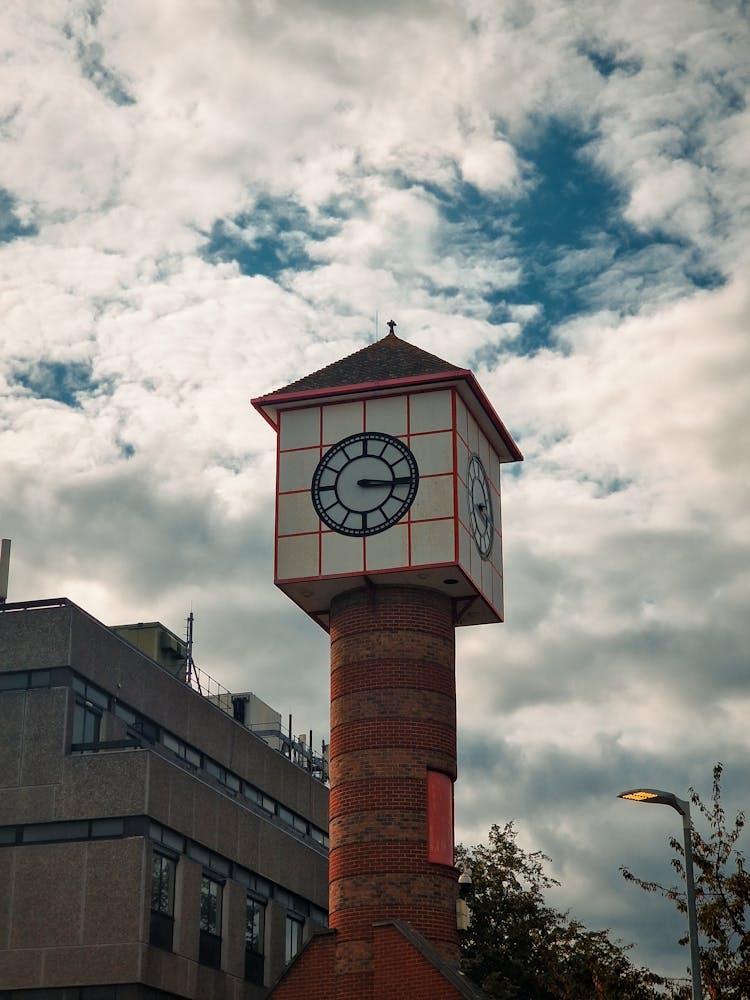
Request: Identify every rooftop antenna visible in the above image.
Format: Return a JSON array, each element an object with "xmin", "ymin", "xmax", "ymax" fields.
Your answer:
[
  {"xmin": 186, "ymin": 608, "xmax": 196, "ymax": 688},
  {"xmin": 374, "ymin": 309, "xmax": 378, "ymax": 343},
  {"xmin": 0, "ymin": 539, "xmax": 10, "ymax": 604}
]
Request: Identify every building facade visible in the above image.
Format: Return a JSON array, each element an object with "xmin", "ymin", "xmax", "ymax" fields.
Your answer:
[{"xmin": 0, "ymin": 597, "xmax": 329, "ymax": 1000}]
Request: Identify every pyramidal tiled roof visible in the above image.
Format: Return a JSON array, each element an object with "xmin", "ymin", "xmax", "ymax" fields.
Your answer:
[{"xmin": 264, "ymin": 332, "xmax": 466, "ymax": 398}]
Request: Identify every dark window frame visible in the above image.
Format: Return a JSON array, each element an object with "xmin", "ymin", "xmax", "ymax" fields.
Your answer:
[{"xmin": 149, "ymin": 851, "xmax": 176, "ymax": 952}]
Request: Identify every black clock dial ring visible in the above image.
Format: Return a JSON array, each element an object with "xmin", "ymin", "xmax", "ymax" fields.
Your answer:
[
  {"xmin": 467, "ymin": 453, "xmax": 494, "ymax": 559},
  {"xmin": 311, "ymin": 431, "xmax": 419, "ymax": 537}
]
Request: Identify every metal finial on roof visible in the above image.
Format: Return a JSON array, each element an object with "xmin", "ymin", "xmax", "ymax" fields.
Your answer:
[{"xmin": 386, "ymin": 319, "xmax": 397, "ymax": 336}]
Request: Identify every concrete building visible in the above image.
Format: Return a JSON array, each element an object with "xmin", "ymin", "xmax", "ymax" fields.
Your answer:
[{"xmin": 0, "ymin": 597, "xmax": 329, "ymax": 1000}]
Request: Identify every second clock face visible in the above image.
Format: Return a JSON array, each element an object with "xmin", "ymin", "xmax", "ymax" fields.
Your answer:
[
  {"xmin": 311, "ymin": 431, "xmax": 419, "ymax": 537},
  {"xmin": 467, "ymin": 453, "xmax": 494, "ymax": 559}
]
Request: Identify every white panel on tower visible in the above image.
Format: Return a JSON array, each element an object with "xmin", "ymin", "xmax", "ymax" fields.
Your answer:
[
  {"xmin": 456, "ymin": 438, "xmax": 469, "ymax": 513},
  {"xmin": 481, "ymin": 550, "xmax": 494, "ymax": 596},
  {"xmin": 280, "ymin": 407, "xmax": 320, "ymax": 450},
  {"xmin": 277, "ymin": 534, "xmax": 318, "ymax": 580},
  {"xmin": 321, "ymin": 532, "xmax": 364, "ymax": 576},
  {"xmin": 411, "ymin": 519, "xmax": 454, "ymax": 566},
  {"xmin": 277, "ymin": 492, "xmax": 319, "ymax": 536},
  {"xmin": 458, "ymin": 524, "xmax": 471, "ymax": 571},
  {"xmin": 278, "ymin": 448, "xmax": 320, "ymax": 493},
  {"xmin": 410, "ymin": 432, "xmax": 453, "ymax": 476},
  {"xmin": 409, "ymin": 389, "xmax": 452, "ymax": 433},
  {"xmin": 492, "ymin": 564, "xmax": 504, "ymax": 618},
  {"xmin": 365, "ymin": 523, "xmax": 409, "ymax": 571},
  {"xmin": 455, "ymin": 395, "xmax": 469, "ymax": 442},
  {"xmin": 365, "ymin": 395, "xmax": 407, "ymax": 436},
  {"xmin": 410, "ymin": 475, "xmax": 454, "ymax": 522},
  {"xmin": 322, "ymin": 401, "xmax": 364, "ymax": 445}
]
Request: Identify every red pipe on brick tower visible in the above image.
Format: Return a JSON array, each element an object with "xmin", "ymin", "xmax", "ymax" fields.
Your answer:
[{"xmin": 328, "ymin": 584, "xmax": 459, "ymax": 996}]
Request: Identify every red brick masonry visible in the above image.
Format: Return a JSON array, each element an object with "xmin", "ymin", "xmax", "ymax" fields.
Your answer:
[
  {"xmin": 269, "ymin": 584, "xmax": 484, "ymax": 998},
  {"xmin": 329, "ymin": 585, "xmax": 459, "ymax": 967}
]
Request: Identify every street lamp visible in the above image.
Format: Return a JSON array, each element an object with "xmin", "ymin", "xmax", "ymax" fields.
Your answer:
[{"xmin": 618, "ymin": 788, "xmax": 703, "ymax": 1000}]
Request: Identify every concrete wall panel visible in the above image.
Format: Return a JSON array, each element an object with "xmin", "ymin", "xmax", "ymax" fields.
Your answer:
[
  {"xmin": 0, "ymin": 692, "xmax": 24, "ymax": 788},
  {"xmin": 0, "ymin": 604, "xmax": 73, "ymax": 670},
  {"xmin": 0, "ymin": 783, "xmax": 56, "ymax": 825},
  {"xmin": 82, "ymin": 838, "xmax": 145, "ymax": 946},
  {"xmin": 10, "ymin": 842, "xmax": 85, "ymax": 948},
  {"xmin": 43, "ymin": 943, "xmax": 141, "ymax": 986},
  {"xmin": 0, "ymin": 945, "xmax": 44, "ymax": 988},
  {"xmin": 56, "ymin": 751, "xmax": 148, "ymax": 819},
  {"xmin": 20, "ymin": 688, "xmax": 69, "ymax": 786}
]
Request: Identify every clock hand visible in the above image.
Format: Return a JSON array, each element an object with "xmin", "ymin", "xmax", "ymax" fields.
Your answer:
[{"xmin": 357, "ymin": 477, "xmax": 412, "ymax": 487}]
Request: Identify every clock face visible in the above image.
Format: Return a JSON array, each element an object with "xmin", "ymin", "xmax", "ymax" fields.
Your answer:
[
  {"xmin": 311, "ymin": 431, "xmax": 419, "ymax": 537},
  {"xmin": 467, "ymin": 453, "xmax": 494, "ymax": 559}
]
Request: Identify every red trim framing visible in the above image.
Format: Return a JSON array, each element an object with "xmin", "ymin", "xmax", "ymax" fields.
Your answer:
[{"xmin": 252, "ymin": 369, "xmax": 523, "ymax": 463}]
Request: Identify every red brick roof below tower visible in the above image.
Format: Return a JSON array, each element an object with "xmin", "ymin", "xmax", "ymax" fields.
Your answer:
[{"xmin": 264, "ymin": 331, "xmax": 467, "ymax": 397}]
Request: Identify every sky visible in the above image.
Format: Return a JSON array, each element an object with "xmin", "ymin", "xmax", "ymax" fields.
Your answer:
[{"xmin": 1, "ymin": 0, "xmax": 749, "ymax": 986}]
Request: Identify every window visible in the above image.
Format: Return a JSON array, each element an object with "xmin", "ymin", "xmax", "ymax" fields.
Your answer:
[
  {"xmin": 311, "ymin": 826, "xmax": 329, "ymax": 849},
  {"xmin": 23, "ymin": 820, "xmax": 89, "ymax": 843},
  {"xmin": 0, "ymin": 672, "xmax": 28, "ymax": 691},
  {"xmin": 245, "ymin": 896, "xmax": 265, "ymax": 984},
  {"xmin": 160, "ymin": 730, "xmax": 201, "ymax": 768},
  {"xmin": 243, "ymin": 783, "xmax": 276, "ymax": 813},
  {"xmin": 149, "ymin": 853, "xmax": 175, "ymax": 951},
  {"xmin": 72, "ymin": 701, "xmax": 101, "ymax": 746},
  {"xmin": 285, "ymin": 915, "xmax": 303, "ymax": 964},
  {"xmin": 113, "ymin": 701, "xmax": 137, "ymax": 726},
  {"xmin": 72, "ymin": 676, "xmax": 109, "ymax": 709},
  {"xmin": 199, "ymin": 876, "xmax": 222, "ymax": 968}
]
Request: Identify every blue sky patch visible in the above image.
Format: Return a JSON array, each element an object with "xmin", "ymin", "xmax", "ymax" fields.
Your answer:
[
  {"xmin": 0, "ymin": 189, "xmax": 37, "ymax": 243},
  {"xmin": 580, "ymin": 45, "xmax": 642, "ymax": 78},
  {"xmin": 76, "ymin": 40, "xmax": 136, "ymax": 106},
  {"xmin": 431, "ymin": 118, "xmax": 726, "ymax": 357},
  {"xmin": 62, "ymin": 6, "xmax": 135, "ymax": 107},
  {"xmin": 201, "ymin": 196, "xmax": 328, "ymax": 279},
  {"xmin": 12, "ymin": 360, "xmax": 98, "ymax": 408}
]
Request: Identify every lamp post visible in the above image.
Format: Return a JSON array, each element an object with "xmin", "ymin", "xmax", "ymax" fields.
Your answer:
[{"xmin": 618, "ymin": 788, "xmax": 703, "ymax": 1000}]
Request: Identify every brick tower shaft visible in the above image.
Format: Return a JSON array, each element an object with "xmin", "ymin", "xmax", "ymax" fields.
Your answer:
[{"xmin": 328, "ymin": 585, "xmax": 459, "ymax": 996}]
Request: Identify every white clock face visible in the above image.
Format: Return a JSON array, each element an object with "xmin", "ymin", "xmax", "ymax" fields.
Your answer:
[
  {"xmin": 467, "ymin": 453, "xmax": 494, "ymax": 559},
  {"xmin": 311, "ymin": 431, "xmax": 419, "ymax": 537}
]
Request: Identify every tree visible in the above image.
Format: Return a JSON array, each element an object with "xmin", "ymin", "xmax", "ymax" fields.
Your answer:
[
  {"xmin": 621, "ymin": 763, "xmax": 750, "ymax": 1000},
  {"xmin": 456, "ymin": 822, "xmax": 666, "ymax": 999}
]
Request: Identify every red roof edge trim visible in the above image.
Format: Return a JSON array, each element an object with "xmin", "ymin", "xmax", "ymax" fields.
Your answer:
[
  {"xmin": 251, "ymin": 369, "xmax": 467, "ymax": 412},
  {"xmin": 461, "ymin": 370, "xmax": 524, "ymax": 462},
  {"xmin": 251, "ymin": 367, "xmax": 523, "ymax": 463}
]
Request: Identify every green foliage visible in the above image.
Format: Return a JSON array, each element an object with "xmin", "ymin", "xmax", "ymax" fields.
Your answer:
[
  {"xmin": 621, "ymin": 763, "xmax": 750, "ymax": 1000},
  {"xmin": 456, "ymin": 822, "xmax": 666, "ymax": 999}
]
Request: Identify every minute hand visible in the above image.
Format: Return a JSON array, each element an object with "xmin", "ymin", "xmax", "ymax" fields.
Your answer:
[{"xmin": 357, "ymin": 476, "xmax": 412, "ymax": 487}]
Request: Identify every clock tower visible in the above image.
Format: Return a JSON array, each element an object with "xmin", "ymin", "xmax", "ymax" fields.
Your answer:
[{"xmin": 252, "ymin": 327, "xmax": 521, "ymax": 999}]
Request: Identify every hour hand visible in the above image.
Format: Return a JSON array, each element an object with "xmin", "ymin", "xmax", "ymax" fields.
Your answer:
[{"xmin": 357, "ymin": 476, "xmax": 412, "ymax": 487}]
